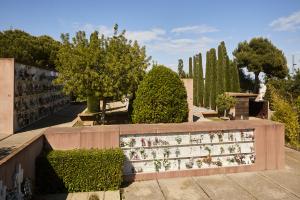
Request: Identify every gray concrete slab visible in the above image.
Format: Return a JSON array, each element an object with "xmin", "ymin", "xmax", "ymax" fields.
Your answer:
[
  {"xmin": 122, "ymin": 180, "xmax": 164, "ymax": 200},
  {"xmin": 226, "ymin": 172, "xmax": 299, "ymax": 200},
  {"xmin": 258, "ymin": 156, "xmax": 300, "ymax": 198},
  {"xmin": 157, "ymin": 177, "xmax": 210, "ymax": 200},
  {"xmin": 194, "ymin": 174, "xmax": 255, "ymax": 200},
  {"xmin": 104, "ymin": 191, "xmax": 120, "ymax": 200}
]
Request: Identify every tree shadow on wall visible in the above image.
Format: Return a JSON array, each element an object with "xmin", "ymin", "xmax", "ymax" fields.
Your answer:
[{"xmin": 0, "ymin": 146, "xmax": 16, "ymax": 159}]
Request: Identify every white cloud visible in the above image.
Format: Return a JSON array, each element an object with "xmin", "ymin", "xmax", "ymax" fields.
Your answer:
[
  {"xmin": 149, "ymin": 36, "xmax": 215, "ymax": 54},
  {"xmin": 72, "ymin": 23, "xmax": 114, "ymax": 36},
  {"xmin": 125, "ymin": 28, "xmax": 166, "ymax": 43},
  {"xmin": 270, "ymin": 11, "xmax": 300, "ymax": 31},
  {"xmin": 171, "ymin": 25, "xmax": 219, "ymax": 34}
]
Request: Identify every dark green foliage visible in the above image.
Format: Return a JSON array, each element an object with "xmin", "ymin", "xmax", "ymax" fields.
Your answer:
[
  {"xmin": 204, "ymin": 51, "xmax": 211, "ymax": 108},
  {"xmin": 291, "ymin": 69, "xmax": 300, "ymax": 98},
  {"xmin": 0, "ymin": 29, "xmax": 60, "ymax": 70},
  {"xmin": 132, "ymin": 65, "xmax": 188, "ymax": 123},
  {"xmin": 217, "ymin": 42, "xmax": 226, "ymax": 96},
  {"xmin": 239, "ymin": 69, "xmax": 255, "ymax": 92},
  {"xmin": 225, "ymin": 55, "xmax": 232, "ymax": 92},
  {"xmin": 189, "ymin": 57, "xmax": 193, "ymax": 78},
  {"xmin": 177, "ymin": 59, "xmax": 186, "ymax": 78},
  {"xmin": 233, "ymin": 37, "xmax": 288, "ymax": 92},
  {"xmin": 210, "ymin": 48, "xmax": 217, "ymax": 109},
  {"xmin": 231, "ymin": 61, "xmax": 240, "ymax": 92},
  {"xmin": 36, "ymin": 149, "xmax": 125, "ymax": 193},
  {"xmin": 193, "ymin": 55, "xmax": 198, "ymax": 105},
  {"xmin": 197, "ymin": 53, "xmax": 204, "ymax": 106}
]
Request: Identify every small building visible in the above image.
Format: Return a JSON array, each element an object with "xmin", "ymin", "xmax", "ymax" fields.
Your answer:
[{"xmin": 226, "ymin": 92, "xmax": 268, "ymax": 120}]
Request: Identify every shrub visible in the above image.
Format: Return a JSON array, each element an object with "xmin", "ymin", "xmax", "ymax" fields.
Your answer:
[
  {"xmin": 132, "ymin": 65, "xmax": 188, "ymax": 123},
  {"xmin": 36, "ymin": 148, "xmax": 125, "ymax": 193},
  {"xmin": 269, "ymin": 86, "xmax": 299, "ymax": 145},
  {"xmin": 216, "ymin": 94, "xmax": 236, "ymax": 117}
]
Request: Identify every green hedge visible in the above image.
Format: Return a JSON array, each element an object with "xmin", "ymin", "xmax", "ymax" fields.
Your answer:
[
  {"xmin": 132, "ymin": 65, "xmax": 188, "ymax": 123},
  {"xmin": 36, "ymin": 148, "xmax": 125, "ymax": 193}
]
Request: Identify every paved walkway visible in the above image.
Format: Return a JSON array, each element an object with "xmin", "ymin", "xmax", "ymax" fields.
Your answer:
[
  {"xmin": 122, "ymin": 147, "xmax": 300, "ymax": 200},
  {"xmin": 0, "ymin": 104, "xmax": 85, "ymax": 160}
]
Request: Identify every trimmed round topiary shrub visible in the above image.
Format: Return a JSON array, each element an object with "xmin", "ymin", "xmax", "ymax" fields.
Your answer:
[{"xmin": 132, "ymin": 65, "xmax": 188, "ymax": 123}]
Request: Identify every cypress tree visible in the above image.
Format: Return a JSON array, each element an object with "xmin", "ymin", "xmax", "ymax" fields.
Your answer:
[
  {"xmin": 225, "ymin": 55, "xmax": 232, "ymax": 92},
  {"xmin": 189, "ymin": 57, "xmax": 193, "ymax": 78},
  {"xmin": 210, "ymin": 48, "xmax": 217, "ymax": 109},
  {"xmin": 204, "ymin": 51, "xmax": 211, "ymax": 108},
  {"xmin": 197, "ymin": 53, "xmax": 204, "ymax": 106},
  {"xmin": 193, "ymin": 55, "xmax": 198, "ymax": 105},
  {"xmin": 217, "ymin": 42, "xmax": 226, "ymax": 96},
  {"xmin": 231, "ymin": 60, "xmax": 240, "ymax": 92},
  {"xmin": 178, "ymin": 59, "xmax": 185, "ymax": 78}
]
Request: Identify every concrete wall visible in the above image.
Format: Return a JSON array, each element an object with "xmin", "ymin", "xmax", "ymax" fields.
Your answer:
[
  {"xmin": 181, "ymin": 79, "xmax": 193, "ymax": 122},
  {"xmin": 44, "ymin": 120, "xmax": 284, "ymax": 181},
  {"xmin": 0, "ymin": 58, "xmax": 14, "ymax": 135},
  {"xmin": 0, "ymin": 134, "xmax": 44, "ymax": 188}
]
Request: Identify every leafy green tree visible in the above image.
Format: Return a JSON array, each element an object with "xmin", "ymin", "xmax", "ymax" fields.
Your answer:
[
  {"xmin": 0, "ymin": 29, "xmax": 60, "ymax": 70},
  {"xmin": 55, "ymin": 25, "xmax": 149, "ymax": 122},
  {"xmin": 132, "ymin": 65, "xmax": 188, "ymax": 123},
  {"xmin": 177, "ymin": 59, "xmax": 186, "ymax": 78},
  {"xmin": 216, "ymin": 94, "xmax": 236, "ymax": 117},
  {"xmin": 233, "ymin": 37, "xmax": 288, "ymax": 92},
  {"xmin": 197, "ymin": 53, "xmax": 204, "ymax": 106},
  {"xmin": 193, "ymin": 55, "xmax": 198, "ymax": 105},
  {"xmin": 269, "ymin": 85, "xmax": 299, "ymax": 145},
  {"xmin": 189, "ymin": 57, "xmax": 193, "ymax": 78},
  {"xmin": 204, "ymin": 51, "xmax": 211, "ymax": 108},
  {"xmin": 217, "ymin": 42, "xmax": 226, "ymax": 95},
  {"xmin": 210, "ymin": 48, "xmax": 218, "ymax": 109}
]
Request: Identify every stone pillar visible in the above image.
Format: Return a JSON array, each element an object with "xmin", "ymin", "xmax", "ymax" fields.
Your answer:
[
  {"xmin": 181, "ymin": 79, "xmax": 193, "ymax": 122},
  {"xmin": 0, "ymin": 58, "xmax": 14, "ymax": 135}
]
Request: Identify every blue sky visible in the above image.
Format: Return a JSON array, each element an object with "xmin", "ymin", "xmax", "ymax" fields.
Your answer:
[{"xmin": 1, "ymin": 0, "xmax": 300, "ymax": 73}]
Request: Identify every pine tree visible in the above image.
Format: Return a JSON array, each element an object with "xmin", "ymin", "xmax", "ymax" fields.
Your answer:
[
  {"xmin": 231, "ymin": 60, "xmax": 240, "ymax": 92},
  {"xmin": 197, "ymin": 53, "xmax": 204, "ymax": 106},
  {"xmin": 193, "ymin": 55, "xmax": 198, "ymax": 105},
  {"xmin": 189, "ymin": 57, "xmax": 193, "ymax": 78},
  {"xmin": 204, "ymin": 51, "xmax": 211, "ymax": 108},
  {"xmin": 217, "ymin": 42, "xmax": 226, "ymax": 96},
  {"xmin": 210, "ymin": 48, "xmax": 217, "ymax": 109}
]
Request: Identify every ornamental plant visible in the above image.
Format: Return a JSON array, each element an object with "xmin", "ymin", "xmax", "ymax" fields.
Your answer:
[
  {"xmin": 216, "ymin": 94, "xmax": 236, "ymax": 117},
  {"xmin": 132, "ymin": 65, "xmax": 188, "ymax": 123},
  {"xmin": 269, "ymin": 85, "xmax": 299, "ymax": 145}
]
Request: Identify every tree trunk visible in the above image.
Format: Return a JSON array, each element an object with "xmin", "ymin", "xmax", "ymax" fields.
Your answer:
[
  {"xmin": 87, "ymin": 96, "xmax": 100, "ymax": 113},
  {"xmin": 101, "ymin": 98, "xmax": 107, "ymax": 124},
  {"xmin": 254, "ymin": 72, "xmax": 260, "ymax": 93}
]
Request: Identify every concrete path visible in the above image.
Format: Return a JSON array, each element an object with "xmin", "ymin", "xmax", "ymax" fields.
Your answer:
[
  {"xmin": 0, "ymin": 104, "xmax": 85, "ymax": 160},
  {"xmin": 37, "ymin": 190, "xmax": 120, "ymax": 200},
  {"xmin": 122, "ymin": 147, "xmax": 300, "ymax": 200}
]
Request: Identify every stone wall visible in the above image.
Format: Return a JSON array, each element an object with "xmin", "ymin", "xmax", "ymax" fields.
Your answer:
[
  {"xmin": 181, "ymin": 79, "xmax": 193, "ymax": 122},
  {"xmin": 44, "ymin": 120, "xmax": 284, "ymax": 181}
]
